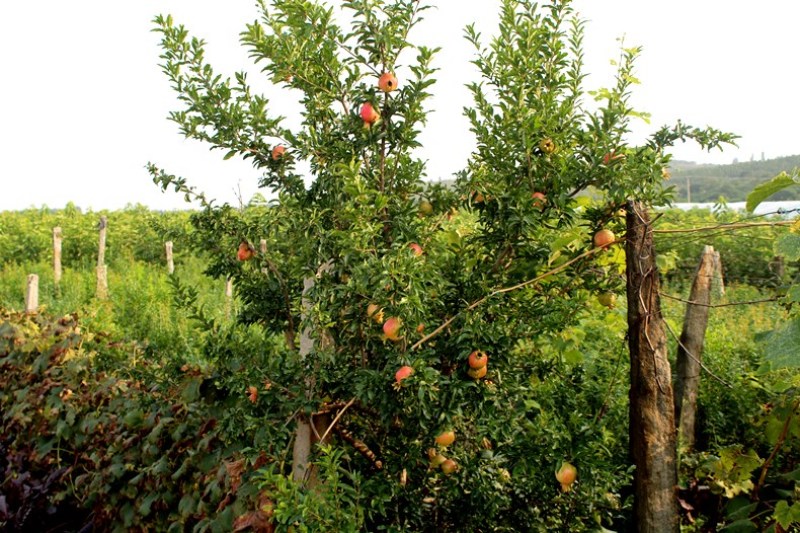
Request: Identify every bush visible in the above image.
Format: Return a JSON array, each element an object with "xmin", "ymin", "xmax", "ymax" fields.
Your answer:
[{"xmin": 0, "ymin": 310, "xmax": 291, "ymax": 532}]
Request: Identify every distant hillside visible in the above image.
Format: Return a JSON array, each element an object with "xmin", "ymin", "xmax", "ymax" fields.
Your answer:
[
  {"xmin": 670, "ymin": 154, "xmax": 800, "ymax": 202},
  {"xmin": 429, "ymin": 154, "xmax": 800, "ymax": 203}
]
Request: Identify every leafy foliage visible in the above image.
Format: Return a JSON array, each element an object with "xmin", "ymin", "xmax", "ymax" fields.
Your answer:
[
  {"xmin": 746, "ymin": 167, "xmax": 800, "ymax": 212},
  {"xmin": 0, "ymin": 309, "xmax": 295, "ymax": 532}
]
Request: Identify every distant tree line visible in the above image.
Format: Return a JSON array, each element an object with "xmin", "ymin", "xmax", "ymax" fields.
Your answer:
[{"xmin": 670, "ymin": 154, "xmax": 800, "ymax": 202}]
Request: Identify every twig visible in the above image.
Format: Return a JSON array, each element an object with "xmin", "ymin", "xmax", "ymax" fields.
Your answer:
[
  {"xmin": 752, "ymin": 398, "xmax": 799, "ymax": 500},
  {"xmin": 319, "ymin": 397, "xmax": 356, "ymax": 443},
  {"xmin": 411, "ymin": 242, "xmax": 615, "ymax": 350}
]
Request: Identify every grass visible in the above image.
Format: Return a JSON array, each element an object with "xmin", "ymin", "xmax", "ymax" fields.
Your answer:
[{"xmin": 0, "ymin": 255, "xmax": 233, "ymax": 359}]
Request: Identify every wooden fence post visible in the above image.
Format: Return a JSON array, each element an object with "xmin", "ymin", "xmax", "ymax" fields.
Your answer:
[
  {"xmin": 674, "ymin": 245, "xmax": 715, "ymax": 451},
  {"xmin": 625, "ymin": 200, "xmax": 679, "ymax": 533},
  {"xmin": 53, "ymin": 227, "xmax": 62, "ymax": 287},
  {"xmin": 96, "ymin": 216, "xmax": 108, "ymax": 299},
  {"xmin": 712, "ymin": 250, "xmax": 725, "ymax": 296},
  {"xmin": 225, "ymin": 278, "xmax": 233, "ymax": 320},
  {"xmin": 165, "ymin": 241, "xmax": 174, "ymax": 275},
  {"xmin": 25, "ymin": 274, "xmax": 39, "ymax": 314}
]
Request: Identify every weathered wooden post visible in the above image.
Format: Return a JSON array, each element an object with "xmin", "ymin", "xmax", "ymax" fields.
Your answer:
[
  {"xmin": 165, "ymin": 241, "xmax": 174, "ymax": 275},
  {"xmin": 626, "ymin": 200, "xmax": 679, "ymax": 533},
  {"xmin": 225, "ymin": 278, "xmax": 234, "ymax": 320},
  {"xmin": 25, "ymin": 274, "xmax": 39, "ymax": 314},
  {"xmin": 53, "ymin": 227, "xmax": 62, "ymax": 287},
  {"xmin": 96, "ymin": 216, "xmax": 108, "ymax": 299},
  {"xmin": 712, "ymin": 250, "xmax": 725, "ymax": 296},
  {"xmin": 674, "ymin": 245, "xmax": 715, "ymax": 451}
]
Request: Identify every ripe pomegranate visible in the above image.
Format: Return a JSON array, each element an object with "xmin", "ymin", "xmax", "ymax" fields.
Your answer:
[
  {"xmin": 247, "ymin": 385, "xmax": 258, "ymax": 404},
  {"xmin": 408, "ymin": 243, "xmax": 423, "ymax": 257},
  {"xmin": 468, "ymin": 350, "xmax": 488, "ymax": 369},
  {"xmin": 440, "ymin": 459, "xmax": 458, "ymax": 475},
  {"xmin": 378, "ymin": 72, "xmax": 398, "ymax": 92},
  {"xmin": 556, "ymin": 462, "xmax": 577, "ymax": 492},
  {"xmin": 383, "ymin": 317, "xmax": 403, "ymax": 341},
  {"xmin": 593, "ymin": 229, "xmax": 615, "ymax": 249},
  {"xmin": 271, "ymin": 145, "xmax": 286, "ymax": 160},
  {"xmin": 435, "ymin": 430, "xmax": 455, "ymax": 447},
  {"xmin": 395, "ymin": 365, "xmax": 414, "ymax": 384},
  {"xmin": 237, "ymin": 242, "xmax": 254, "ymax": 261},
  {"xmin": 360, "ymin": 102, "xmax": 380, "ymax": 126},
  {"xmin": 531, "ymin": 191, "xmax": 547, "ymax": 209}
]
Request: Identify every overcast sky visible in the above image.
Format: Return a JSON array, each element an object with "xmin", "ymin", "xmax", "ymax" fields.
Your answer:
[{"xmin": 1, "ymin": 1, "xmax": 798, "ymax": 211}]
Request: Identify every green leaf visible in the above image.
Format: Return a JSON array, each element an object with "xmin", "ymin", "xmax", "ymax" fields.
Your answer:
[
  {"xmin": 181, "ymin": 376, "xmax": 203, "ymax": 402},
  {"xmin": 179, "ymin": 493, "xmax": 197, "ymax": 518},
  {"xmin": 772, "ymin": 499, "xmax": 800, "ymax": 529},
  {"xmin": 138, "ymin": 492, "xmax": 159, "ymax": 517},
  {"xmin": 763, "ymin": 317, "xmax": 800, "ymax": 370},
  {"xmin": 746, "ymin": 170, "xmax": 799, "ymax": 212},
  {"xmin": 776, "ymin": 233, "xmax": 800, "ymax": 262},
  {"xmin": 780, "ymin": 466, "xmax": 800, "ymax": 481},
  {"xmin": 725, "ymin": 497, "xmax": 758, "ymax": 521},
  {"xmin": 709, "ymin": 446, "xmax": 762, "ymax": 498},
  {"xmin": 120, "ymin": 502, "xmax": 136, "ymax": 527},
  {"xmin": 124, "ymin": 409, "xmax": 145, "ymax": 429}
]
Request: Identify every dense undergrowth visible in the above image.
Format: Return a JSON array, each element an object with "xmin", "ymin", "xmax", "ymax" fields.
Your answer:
[
  {"xmin": 1, "ymin": 201, "xmax": 799, "ymax": 531},
  {"xmin": 0, "ymin": 280, "xmax": 796, "ymax": 531}
]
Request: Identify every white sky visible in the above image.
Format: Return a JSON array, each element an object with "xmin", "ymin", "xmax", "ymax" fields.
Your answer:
[{"xmin": 1, "ymin": 1, "xmax": 798, "ymax": 211}]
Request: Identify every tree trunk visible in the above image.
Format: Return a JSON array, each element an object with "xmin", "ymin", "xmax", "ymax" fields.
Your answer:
[
  {"xmin": 674, "ymin": 245, "xmax": 715, "ymax": 450},
  {"xmin": 625, "ymin": 200, "xmax": 679, "ymax": 533},
  {"xmin": 292, "ymin": 262, "xmax": 334, "ymax": 486},
  {"xmin": 293, "ymin": 276, "xmax": 315, "ymax": 484}
]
